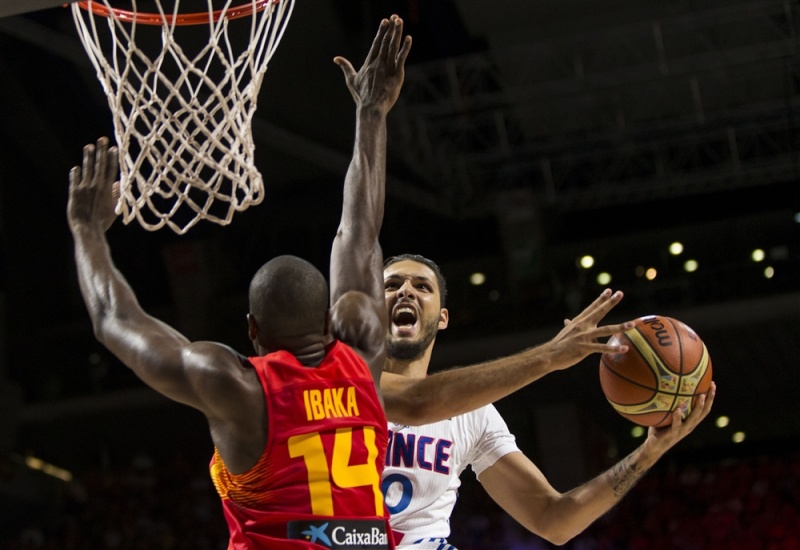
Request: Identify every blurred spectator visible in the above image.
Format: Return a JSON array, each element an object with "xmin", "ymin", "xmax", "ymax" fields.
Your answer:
[{"xmin": 1, "ymin": 447, "xmax": 797, "ymax": 549}]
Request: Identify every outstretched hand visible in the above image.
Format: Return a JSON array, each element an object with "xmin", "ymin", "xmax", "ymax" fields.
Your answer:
[
  {"xmin": 544, "ymin": 289, "xmax": 635, "ymax": 371},
  {"xmin": 334, "ymin": 14, "xmax": 412, "ymax": 114},
  {"xmin": 67, "ymin": 136, "xmax": 120, "ymax": 233}
]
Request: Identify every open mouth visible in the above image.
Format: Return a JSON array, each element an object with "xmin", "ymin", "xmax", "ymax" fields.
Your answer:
[{"xmin": 392, "ymin": 305, "xmax": 418, "ymax": 335}]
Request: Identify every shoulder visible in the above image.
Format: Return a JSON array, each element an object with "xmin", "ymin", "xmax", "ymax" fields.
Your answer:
[
  {"xmin": 437, "ymin": 405, "xmax": 504, "ymax": 436},
  {"xmin": 457, "ymin": 403, "xmax": 503, "ymax": 424},
  {"xmin": 466, "ymin": 406, "xmax": 519, "ymax": 472},
  {"xmin": 452, "ymin": 405, "xmax": 515, "ymax": 448},
  {"xmin": 183, "ymin": 342, "xmax": 259, "ymax": 406},
  {"xmin": 183, "ymin": 341, "xmax": 250, "ymax": 377}
]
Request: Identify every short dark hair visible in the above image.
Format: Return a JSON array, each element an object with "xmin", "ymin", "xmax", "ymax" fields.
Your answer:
[
  {"xmin": 384, "ymin": 253, "xmax": 447, "ymax": 308},
  {"xmin": 249, "ymin": 256, "xmax": 329, "ymax": 341}
]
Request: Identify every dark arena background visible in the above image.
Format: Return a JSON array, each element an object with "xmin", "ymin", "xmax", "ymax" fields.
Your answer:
[{"xmin": 1, "ymin": 1, "xmax": 799, "ymax": 548}]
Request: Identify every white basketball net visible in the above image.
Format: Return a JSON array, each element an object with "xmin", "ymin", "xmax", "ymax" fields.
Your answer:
[{"xmin": 72, "ymin": 0, "xmax": 295, "ymax": 234}]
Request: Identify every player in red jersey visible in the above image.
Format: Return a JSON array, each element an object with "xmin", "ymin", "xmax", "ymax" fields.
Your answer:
[{"xmin": 67, "ymin": 15, "xmax": 411, "ymax": 550}]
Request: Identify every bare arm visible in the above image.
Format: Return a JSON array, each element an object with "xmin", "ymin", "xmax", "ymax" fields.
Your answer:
[
  {"xmin": 478, "ymin": 384, "xmax": 716, "ymax": 545},
  {"xmin": 382, "ymin": 289, "xmax": 635, "ymax": 425},
  {"xmin": 67, "ymin": 138, "xmax": 250, "ymax": 420},
  {"xmin": 329, "ymin": 16, "xmax": 412, "ymax": 387}
]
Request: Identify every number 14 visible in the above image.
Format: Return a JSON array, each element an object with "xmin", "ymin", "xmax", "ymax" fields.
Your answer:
[{"xmin": 288, "ymin": 427, "xmax": 383, "ymax": 516}]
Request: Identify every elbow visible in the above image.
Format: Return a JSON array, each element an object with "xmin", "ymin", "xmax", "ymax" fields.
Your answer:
[
  {"xmin": 383, "ymin": 393, "xmax": 438, "ymax": 426},
  {"xmin": 529, "ymin": 524, "xmax": 575, "ymax": 547},
  {"xmin": 401, "ymin": 403, "xmax": 436, "ymax": 426},
  {"xmin": 90, "ymin": 310, "xmax": 125, "ymax": 353},
  {"xmin": 541, "ymin": 532, "xmax": 573, "ymax": 547},
  {"xmin": 90, "ymin": 313, "xmax": 111, "ymax": 345},
  {"xmin": 83, "ymin": 292, "xmax": 116, "ymax": 345},
  {"xmin": 91, "ymin": 320, "xmax": 118, "ymax": 357},
  {"xmin": 521, "ymin": 499, "xmax": 582, "ymax": 547},
  {"xmin": 91, "ymin": 323, "xmax": 105, "ymax": 344}
]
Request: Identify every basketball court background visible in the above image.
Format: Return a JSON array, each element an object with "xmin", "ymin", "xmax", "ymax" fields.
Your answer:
[{"xmin": 0, "ymin": 0, "xmax": 798, "ymax": 538}]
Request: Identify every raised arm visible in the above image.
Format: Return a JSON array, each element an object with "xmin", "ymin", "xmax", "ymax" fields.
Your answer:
[
  {"xmin": 328, "ymin": 16, "xmax": 412, "ymax": 384},
  {"xmin": 383, "ymin": 288, "xmax": 635, "ymax": 425},
  {"xmin": 67, "ymin": 137, "xmax": 247, "ymax": 419},
  {"xmin": 479, "ymin": 383, "xmax": 715, "ymax": 545}
]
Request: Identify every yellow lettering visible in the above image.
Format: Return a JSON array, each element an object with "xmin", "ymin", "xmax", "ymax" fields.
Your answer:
[
  {"xmin": 310, "ymin": 390, "xmax": 324, "ymax": 420},
  {"xmin": 303, "ymin": 390, "xmax": 313, "ymax": 421},
  {"xmin": 287, "ymin": 433, "xmax": 334, "ymax": 515},
  {"xmin": 288, "ymin": 427, "xmax": 382, "ymax": 516},
  {"xmin": 333, "ymin": 387, "xmax": 348, "ymax": 417},
  {"xmin": 303, "ymin": 387, "xmax": 361, "ymax": 420},
  {"xmin": 346, "ymin": 386, "xmax": 359, "ymax": 417},
  {"xmin": 332, "ymin": 427, "xmax": 381, "ymax": 514},
  {"xmin": 323, "ymin": 389, "xmax": 338, "ymax": 418}
]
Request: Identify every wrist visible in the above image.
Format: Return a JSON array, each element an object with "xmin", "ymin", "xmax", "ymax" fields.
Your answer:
[
  {"xmin": 69, "ymin": 220, "xmax": 106, "ymax": 239},
  {"xmin": 523, "ymin": 342, "xmax": 557, "ymax": 374},
  {"xmin": 634, "ymin": 440, "xmax": 663, "ymax": 470},
  {"xmin": 356, "ymin": 104, "xmax": 389, "ymax": 119}
]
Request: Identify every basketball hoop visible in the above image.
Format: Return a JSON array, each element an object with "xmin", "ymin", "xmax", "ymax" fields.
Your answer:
[{"xmin": 71, "ymin": 0, "xmax": 295, "ymax": 234}]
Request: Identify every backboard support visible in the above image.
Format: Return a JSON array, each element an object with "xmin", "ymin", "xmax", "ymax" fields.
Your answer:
[{"xmin": 0, "ymin": 1, "xmax": 79, "ymax": 19}]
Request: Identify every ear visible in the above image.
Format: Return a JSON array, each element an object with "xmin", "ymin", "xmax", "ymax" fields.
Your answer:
[
  {"xmin": 247, "ymin": 313, "xmax": 259, "ymax": 345},
  {"xmin": 438, "ymin": 308, "xmax": 449, "ymax": 331},
  {"xmin": 323, "ymin": 309, "xmax": 332, "ymax": 336}
]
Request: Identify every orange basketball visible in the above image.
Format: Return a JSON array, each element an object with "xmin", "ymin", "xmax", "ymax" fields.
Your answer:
[{"xmin": 599, "ymin": 315, "xmax": 713, "ymax": 428}]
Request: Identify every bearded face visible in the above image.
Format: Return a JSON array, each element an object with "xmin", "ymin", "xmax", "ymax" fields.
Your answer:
[
  {"xmin": 386, "ymin": 309, "xmax": 440, "ymax": 360},
  {"xmin": 383, "ymin": 259, "xmax": 448, "ymax": 362}
]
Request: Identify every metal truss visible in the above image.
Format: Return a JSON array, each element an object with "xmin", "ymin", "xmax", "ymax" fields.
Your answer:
[{"xmin": 392, "ymin": 0, "xmax": 800, "ymax": 218}]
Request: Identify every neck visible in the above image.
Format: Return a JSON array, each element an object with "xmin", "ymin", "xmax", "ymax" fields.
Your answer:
[
  {"xmin": 261, "ymin": 334, "xmax": 333, "ymax": 367},
  {"xmin": 384, "ymin": 341, "xmax": 435, "ymax": 379},
  {"xmin": 293, "ymin": 342, "xmax": 329, "ymax": 367}
]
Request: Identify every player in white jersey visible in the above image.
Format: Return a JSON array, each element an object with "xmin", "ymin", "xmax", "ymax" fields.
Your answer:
[
  {"xmin": 379, "ymin": 254, "xmax": 716, "ymax": 549},
  {"xmin": 383, "ymin": 406, "xmax": 517, "ymax": 548}
]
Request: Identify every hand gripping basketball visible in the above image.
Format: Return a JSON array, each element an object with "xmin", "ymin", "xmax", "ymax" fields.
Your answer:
[{"xmin": 599, "ymin": 315, "xmax": 714, "ymax": 427}]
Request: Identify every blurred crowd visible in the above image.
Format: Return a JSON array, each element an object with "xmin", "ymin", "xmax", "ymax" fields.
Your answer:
[
  {"xmin": 451, "ymin": 447, "xmax": 800, "ymax": 550},
  {"xmin": 2, "ymin": 446, "xmax": 798, "ymax": 549}
]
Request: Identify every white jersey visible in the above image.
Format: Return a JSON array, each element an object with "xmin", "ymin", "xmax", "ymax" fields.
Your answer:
[{"xmin": 381, "ymin": 405, "xmax": 519, "ymax": 548}]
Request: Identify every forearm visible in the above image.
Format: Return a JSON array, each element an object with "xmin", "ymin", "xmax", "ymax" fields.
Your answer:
[
  {"xmin": 383, "ymin": 343, "xmax": 558, "ymax": 425},
  {"xmin": 72, "ymin": 224, "xmax": 184, "ymax": 358},
  {"xmin": 356, "ymin": 106, "xmax": 387, "ymax": 209},
  {"xmin": 72, "ymin": 224, "xmax": 142, "ymax": 339},
  {"xmin": 385, "ymin": 289, "xmax": 635, "ymax": 425},
  {"xmin": 330, "ymin": 105, "xmax": 387, "ymax": 302},
  {"xmin": 72, "ymin": 223, "xmax": 195, "ymax": 399},
  {"xmin": 492, "ymin": 393, "xmax": 712, "ymax": 544},
  {"xmin": 342, "ymin": 105, "xmax": 387, "ymax": 237},
  {"xmin": 540, "ymin": 445, "xmax": 656, "ymax": 544}
]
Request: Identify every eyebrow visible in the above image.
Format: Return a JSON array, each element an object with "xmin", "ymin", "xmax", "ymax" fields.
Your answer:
[{"xmin": 384, "ymin": 273, "xmax": 435, "ymax": 285}]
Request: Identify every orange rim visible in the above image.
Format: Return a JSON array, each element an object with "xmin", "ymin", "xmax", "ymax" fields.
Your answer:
[{"xmin": 76, "ymin": 1, "xmax": 275, "ymax": 26}]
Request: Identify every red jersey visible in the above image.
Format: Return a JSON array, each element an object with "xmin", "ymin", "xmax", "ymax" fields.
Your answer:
[{"xmin": 210, "ymin": 340, "xmax": 393, "ymax": 550}]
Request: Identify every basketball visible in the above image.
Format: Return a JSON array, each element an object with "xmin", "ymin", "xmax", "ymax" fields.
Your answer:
[{"xmin": 599, "ymin": 315, "xmax": 713, "ymax": 428}]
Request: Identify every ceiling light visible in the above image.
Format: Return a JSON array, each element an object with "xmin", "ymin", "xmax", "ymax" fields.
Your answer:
[{"xmin": 669, "ymin": 242, "xmax": 684, "ymax": 255}]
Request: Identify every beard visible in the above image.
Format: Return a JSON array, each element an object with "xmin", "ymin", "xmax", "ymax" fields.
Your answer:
[{"xmin": 386, "ymin": 314, "xmax": 439, "ymax": 361}]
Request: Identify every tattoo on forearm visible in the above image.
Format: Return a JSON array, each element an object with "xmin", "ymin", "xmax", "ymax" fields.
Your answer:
[{"xmin": 607, "ymin": 456, "xmax": 648, "ymax": 498}]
